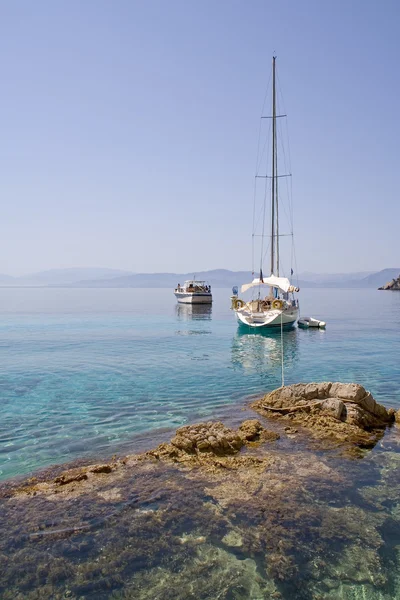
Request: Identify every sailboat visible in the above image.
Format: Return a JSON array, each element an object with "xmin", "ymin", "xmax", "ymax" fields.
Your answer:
[{"xmin": 231, "ymin": 56, "xmax": 300, "ymax": 329}]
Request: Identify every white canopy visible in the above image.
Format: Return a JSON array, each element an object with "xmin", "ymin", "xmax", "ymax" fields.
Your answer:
[{"xmin": 241, "ymin": 275, "xmax": 292, "ymax": 294}]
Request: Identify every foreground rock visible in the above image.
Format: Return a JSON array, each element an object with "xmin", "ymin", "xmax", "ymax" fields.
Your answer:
[
  {"xmin": 2, "ymin": 397, "xmax": 400, "ymax": 600},
  {"xmin": 5, "ymin": 420, "xmax": 279, "ymax": 499},
  {"xmin": 252, "ymin": 382, "xmax": 395, "ymax": 449},
  {"xmin": 146, "ymin": 420, "xmax": 280, "ymax": 472}
]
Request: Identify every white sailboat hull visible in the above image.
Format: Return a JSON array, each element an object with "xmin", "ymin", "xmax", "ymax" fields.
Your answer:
[
  {"xmin": 235, "ymin": 306, "xmax": 299, "ymax": 328},
  {"xmin": 174, "ymin": 292, "xmax": 212, "ymax": 304}
]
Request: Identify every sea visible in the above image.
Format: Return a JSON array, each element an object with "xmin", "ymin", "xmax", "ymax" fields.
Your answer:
[
  {"xmin": 0, "ymin": 286, "xmax": 399, "ymax": 481},
  {"xmin": 1, "ymin": 286, "xmax": 400, "ymax": 600}
]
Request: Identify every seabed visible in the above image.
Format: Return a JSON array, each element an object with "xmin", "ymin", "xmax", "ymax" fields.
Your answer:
[{"xmin": 1, "ymin": 396, "xmax": 400, "ymax": 600}]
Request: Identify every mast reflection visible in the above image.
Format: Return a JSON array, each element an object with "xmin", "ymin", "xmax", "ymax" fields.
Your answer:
[{"xmin": 231, "ymin": 327, "xmax": 299, "ymax": 373}]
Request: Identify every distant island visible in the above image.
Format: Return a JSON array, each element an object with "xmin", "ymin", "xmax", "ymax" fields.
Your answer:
[
  {"xmin": 1, "ymin": 267, "xmax": 400, "ymax": 290},
  {"xmin": 378, "ymin": 274, "xmax": 400, "ymax": 290}
]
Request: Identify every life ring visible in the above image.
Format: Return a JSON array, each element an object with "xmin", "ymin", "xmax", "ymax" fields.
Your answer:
[
  {"xmin": 233, "ymin": 298, "xmax": 245, "ymax": 310},
  {"xmin": 272, "ymin": 299, "xmax": 283, "ymax": 310}
]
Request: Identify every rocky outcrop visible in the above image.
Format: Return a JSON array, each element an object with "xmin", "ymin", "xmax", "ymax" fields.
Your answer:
[
  {"xmin": 252, "ymin": 382, "xmax": 394, "ymax": 449},
  {"xmin": 167, "ymin": 420, "xmax": 279, "ymax": 456},
  {"xmin": 147, "ymin": 420, "xmax": 280, "ymax": 471},
  {"xmin": 170, "ymin": 422, "xmax": 245, "ymax": 454},
  {"xmin": 378, "ymin": 274, "xmax": 400, "ymax": 290}
]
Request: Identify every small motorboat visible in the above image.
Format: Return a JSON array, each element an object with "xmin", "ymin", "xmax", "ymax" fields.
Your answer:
[
  {"xmin": 174, "ymin": 280, "xmax": 212, "ymax": 304},
  {"xmin": 298, "ymin": 317, "xmax": 326, "ymax": 329}
]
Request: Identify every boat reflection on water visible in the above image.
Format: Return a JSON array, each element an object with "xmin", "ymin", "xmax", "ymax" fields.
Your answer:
[
  {"xmin": 175, "ymin": 303, "xmax": 212, "ymax": 321},
  {"xmin": 231, "ymin": 327, "xmax": 299, "ymax": 373}
]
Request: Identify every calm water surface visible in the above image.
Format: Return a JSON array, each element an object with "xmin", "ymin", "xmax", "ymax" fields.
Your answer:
[{"xmin": 0, "ymin": 287, "xmax": 399, "ymax": 480}]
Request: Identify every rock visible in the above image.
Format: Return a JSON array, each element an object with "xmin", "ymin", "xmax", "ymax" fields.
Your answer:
[
  {"xmin": 171, "ymin": 435, "xmax": 195, "ymax": 452},
  {"xmin": 197, "ymin": 439, "xmax": 212, "ymax": 451},
  {"xmin": 320, "ymin": 398, "xmax": 345, "ymax": 420},
  {"xmin": 378, "ymin": 274, "xmax": 400, "ymax": 290},
  {"xmin": 54, "ymin": 472, "xmax": 88, "ymax": 486},
  {"xmin": 90, "ymin": 464, "xmax": 113, "ymax": 474},
  {"xmin": 260, "ymin": 430, "xmax": 280, "ymax": 442},
  {"xmin": 329, "ymin": 383, "xmax": 366, "ymax": 402},
  {"xmin": 142, "ymin": 419, "xmax": 280, "ymax": 472},
  {"xmin": 230, "ymin": 435, "xmax": 245, "ymax": 450},
  {"xmin": 284, "ymin": 427, "xmax": 298, "ymax": 434},
  {"xmin": 396, "ymin": 410, "xmax": 400, "ymax": 424},
  {"xmin": 238, "ymin": 419, "xmax": 263, "ymax": 441},
  {"xmin": 171, "ymin": 422, "xmax": 248, "ymax": 455},
  {"xmin": 304, "ymin": 383, "xmax": 320, "ymax": 400},
  {"xmin": 251, "ymin": 382, "xmax": 394, "ymax": 450}
]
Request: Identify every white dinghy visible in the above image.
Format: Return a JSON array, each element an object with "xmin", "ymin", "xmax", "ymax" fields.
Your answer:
[{"xmin": 298, "ymin": 317, "xmax": 326, "ymax": 329}]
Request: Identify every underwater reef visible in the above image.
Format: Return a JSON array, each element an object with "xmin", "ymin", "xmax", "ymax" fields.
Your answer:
[{"xmin": 1, "ymin": 382, "xmax": 400, "ymax": 599}]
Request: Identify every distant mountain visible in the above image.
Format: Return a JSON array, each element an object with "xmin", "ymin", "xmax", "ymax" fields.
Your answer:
[
  {"xmin": 1, "ymin": 267, "xmax": 398, "ymax": 289},
  {"xmin": 70, "ymin": 267, "xmax": 400, "ymax": 289},
  {"xmin": 297, "ymin": 271, "xmax": 373, "ymax": 285},
  {"xmin": 66, "ymin": 269, "xmax": 353, "ymax": 289},
  {"xmin": 0, "ymin": 268, "xmax": 134, "ymax": 286},
  {"xmin": 0, "ymin": 274, "xmax": 15, "ymax": 283},
  {"xmin": 296, "ymin": 269, "xmax": 400, "ymax": 289},
  {"xmin": 72, "ymin": 269, "xmax": 254, "ymax": 289}
]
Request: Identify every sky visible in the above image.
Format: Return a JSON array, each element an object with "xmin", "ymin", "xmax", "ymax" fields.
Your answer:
[{"xmin": 0, "ymin": 0, "xmax": 399, "ymax": 276}]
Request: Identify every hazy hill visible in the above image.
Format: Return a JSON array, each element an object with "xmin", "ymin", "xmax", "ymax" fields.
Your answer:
[
  {"xmin": 0, "ymin": 274, "xmax": 15, "ymax": 283},
  {"xmin": 358, "ymin": 268, "xmax": 400, "ymax": 288},
  {"xmin": 68, "ymin": 269, "xmax": 353, "ymax": 289},
  {"xmin": 72, "ymin": 269, "xmax": 254, "ymax": 289},
  {"xmin": 0, "ymin": 268, "xmax": 133, "ymax": 286},
  {"xmin": 71, "ymin": 268, "xmax": 400, "ymax": 289},
  {"xmin": 297, "ymin": 271, "xmax": 373, "ymax": 284},
  {"xmin": 1, "ymin": 267, "xmax": 398, "ymax": 289}
]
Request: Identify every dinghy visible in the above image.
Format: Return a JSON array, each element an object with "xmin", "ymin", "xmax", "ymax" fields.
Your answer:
[{"xmin": 298, "ymin": 317, "xmax": 326, "ymax": 329}]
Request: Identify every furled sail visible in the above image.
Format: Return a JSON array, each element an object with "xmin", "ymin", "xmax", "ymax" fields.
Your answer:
[{"xmin": 241, "ymin": 275, "xmax": 295, "ymax": 294}]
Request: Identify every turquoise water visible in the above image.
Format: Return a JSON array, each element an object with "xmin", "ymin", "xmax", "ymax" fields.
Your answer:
[{"xmin": 0, "ymin": 287, "xmax": 399, "ymax": 480}]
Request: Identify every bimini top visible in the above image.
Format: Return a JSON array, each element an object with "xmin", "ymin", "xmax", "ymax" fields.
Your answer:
[
  {"xmin": 241, "ymin": 275, "xmax": 298, "ymax": 294},
  {"xmin": 183, "ymin": 280, "xmax": 208, "ymax": 286}
]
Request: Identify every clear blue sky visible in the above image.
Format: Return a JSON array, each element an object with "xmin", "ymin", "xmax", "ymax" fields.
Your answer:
[{"xmin": 0, "ymin": 0, "xmax": 399, "ymax": 275}]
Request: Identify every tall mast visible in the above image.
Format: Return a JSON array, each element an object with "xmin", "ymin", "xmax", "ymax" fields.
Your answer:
[
  {"xmin": 270, "ymin": 56, "xmax": 276, "ymax": 276},
  {"xmin": 276, "ymin": 97, "xmax": 279, "ymax": 276}
]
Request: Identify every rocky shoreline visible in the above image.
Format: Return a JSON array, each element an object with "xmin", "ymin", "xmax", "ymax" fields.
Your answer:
[
  {"xmin": 378, "ymin": 274, "xmax": 400, "ymax": 290},
  {"xmin": 4, "ymin": 382, "xmax": 397, "ymax": 500},
  {"xmin": 1, "ymin": 382, "xmax": 400, "ymax": 599}
]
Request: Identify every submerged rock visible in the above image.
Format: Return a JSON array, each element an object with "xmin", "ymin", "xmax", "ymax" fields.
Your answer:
[
  {"xmin": 252, "ymin": 382, "xmax": 394, "ymax": 449},
  {"xmin": 1, "ymin": 386, "xmax": 400, "ymax": 600}
]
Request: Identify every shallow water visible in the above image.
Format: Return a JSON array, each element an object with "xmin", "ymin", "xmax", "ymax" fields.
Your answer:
[
  {"xmin": 1, "ymin": 286, "xmax": 400, "ymax": 599},
  {"xmin": 0, "ymin": 287, "xmax": 399, "ymax": 479},
  {"xmin": 1, "ymin": 425, "xmax": 400, "ymax": 599}
]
